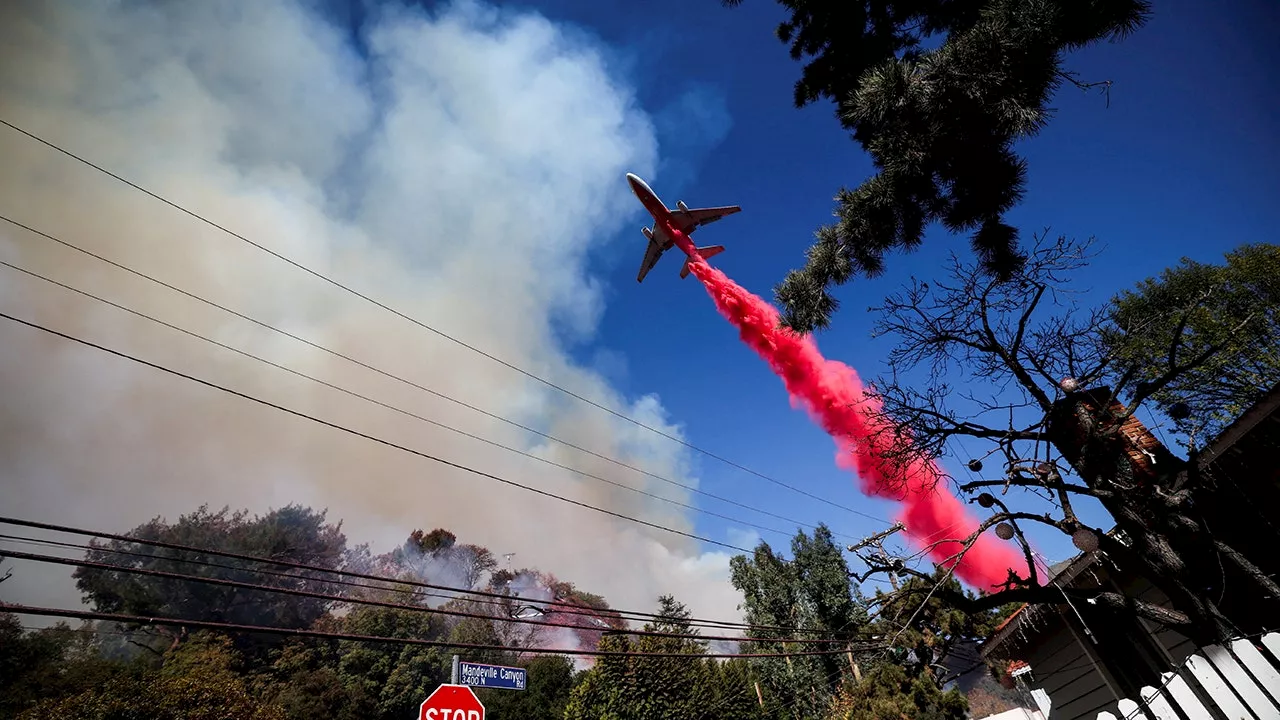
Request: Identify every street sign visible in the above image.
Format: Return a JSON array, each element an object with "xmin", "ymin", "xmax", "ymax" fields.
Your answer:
[
  {"xmin": 419, "ymin": 684, "xmax": 485, "ymax": 720},
  {"xmin": 458, "ymin": 660, "xmax": 527, "ymax": 691}
]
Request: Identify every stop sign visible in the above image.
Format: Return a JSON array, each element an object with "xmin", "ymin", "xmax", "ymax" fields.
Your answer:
[{"xmin": 419, "ymin": 683, "xmax": 485, "ymax": 720}]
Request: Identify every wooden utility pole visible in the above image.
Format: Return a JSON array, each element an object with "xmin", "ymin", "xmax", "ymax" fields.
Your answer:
[
  {"xmin": 848, "ymin": 522, "xmax": 906, "ymax": 585},
  {"xmin": 846, "ymin": 644, "xmax": 862, "ymax": 683},
  {"xmin": 847, "ymin": 522, "xmax": 905, "ymax": 553}
]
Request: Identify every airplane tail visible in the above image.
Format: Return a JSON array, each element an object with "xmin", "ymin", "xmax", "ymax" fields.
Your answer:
[{"xmin": 680, "ymin": 245, "xmax": 725, "ymax": 279}]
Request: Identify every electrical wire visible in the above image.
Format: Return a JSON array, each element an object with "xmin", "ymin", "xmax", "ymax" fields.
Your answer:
[
  {"xmin": 21, "ymin": 625, "xmax": 159, "ymax": 638},
  {"xmin": 0, "ymin": 216, "xmax": 861, "ymax": 538},
  {"xmin": 0, "ymin": 547, "xmax": 854, "ymax": 646},
  {"xmin": 1, "ymin": 532, "xmax": 774, "ymax": 634},
  {"xmin": 0, "ymin": 255, "xmax": 801, "ymax": 541},
  {"xmin": 0, "ymin": 309, "xmax": 754, "ymax": 554},
  {"xmin": 0, "ymin": 117, "xmax": 887, "ymax": 523},
  {"xmin": 0, "ymin": 516, "xmax": 830, "ymax": 635},
  {"xmin": 0, "ymin": 533, "xmax": 587, "ymax": 626},
  {"xmin": 0, "ymin": 603, "xmax": 874, "ymax": 660}
]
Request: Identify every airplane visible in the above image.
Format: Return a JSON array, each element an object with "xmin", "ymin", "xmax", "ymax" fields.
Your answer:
[{"xmin": 626, "ymin": 172, "xmax": 741, "ymax": 283}]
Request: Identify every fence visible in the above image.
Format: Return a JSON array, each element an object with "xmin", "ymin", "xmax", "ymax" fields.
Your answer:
[{"xmin": 1096, "ymin": 632, "xmax": 1280, "ymax": 720}]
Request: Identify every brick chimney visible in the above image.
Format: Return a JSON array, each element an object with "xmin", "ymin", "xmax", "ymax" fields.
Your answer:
[{"xmin": 1048, "ymin": 387, "xmax": 1180, "ymax": 489}]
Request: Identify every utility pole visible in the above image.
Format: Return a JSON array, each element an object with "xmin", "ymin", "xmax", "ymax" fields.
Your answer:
[
  {"xmin": 847, "ymin": 522, "xmax": 906, "ymax": 586},
  {"xmin": 846, "ymin": 643, "xmax": 862, "ymax": 683},
  {"xmin": 846, "ymin": 522, "xmax": 904, "ymax": 553}
]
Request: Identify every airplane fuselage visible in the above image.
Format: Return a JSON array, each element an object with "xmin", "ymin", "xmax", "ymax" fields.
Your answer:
[
  {"xmin": 626, "ymin": 172, "xmax": 738, "ymax": 282},
  {"xmin": 626, "ymin": 173, "xmax": 697, "ymax": 257}
]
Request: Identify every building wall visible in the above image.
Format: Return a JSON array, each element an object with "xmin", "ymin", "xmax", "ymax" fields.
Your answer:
[
  {"xmin": 1119, "ymin": 575, "xmax": 1197, "ymax": 664},
  {"xmin": 1013, "ymin": 609, "xmax": 1117, "ymax": 720}
]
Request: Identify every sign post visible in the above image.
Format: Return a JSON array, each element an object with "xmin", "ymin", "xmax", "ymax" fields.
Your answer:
[
  {"xmin": 457, "ymin": 660, "xmax": 528, "ymax": 691},
  {"xmin": 418, "ymin": 684, "xmax": 485, "ymax": 720}
]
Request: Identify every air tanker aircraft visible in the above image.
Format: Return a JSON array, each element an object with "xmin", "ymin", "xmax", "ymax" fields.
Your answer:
[{"xmin": 626, "ymin": 173, "xmax": 741, "ymax": 282}]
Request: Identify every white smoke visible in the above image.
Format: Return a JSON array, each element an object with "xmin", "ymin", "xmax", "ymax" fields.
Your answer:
[{"xmin": 0, "ymin": 0, "xmax": 744, "ymax": 628}]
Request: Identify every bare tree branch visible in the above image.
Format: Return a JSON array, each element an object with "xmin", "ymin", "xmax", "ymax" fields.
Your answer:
[
  {"xmin": 958, "ymin": 476, "xmax": 1109, "ymax": 500},
  {"xmin": 860, "ymin": 231, "xmax": 1277, "ymax": 646},
  {"xmin": 1056, "ymin": 69, "xmax": 1113, "ymax": 107}
]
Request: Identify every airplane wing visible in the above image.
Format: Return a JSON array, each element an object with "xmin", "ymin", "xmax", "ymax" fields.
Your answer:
[
  {"xmin": 636, "ymin": 237, "xmax": 665, "ymax": 283},
  {"xmin": 668, "ymin": 206, "xmax": 742, "ymax": 234}
]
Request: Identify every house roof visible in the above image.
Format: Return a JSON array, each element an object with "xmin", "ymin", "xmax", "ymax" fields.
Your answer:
[
  {"xmin": 981, "ymin": 549, "xmax": 1106, "ymax": 659},
  {"xmin": 1196, "ymin": 381, "xmax": 1280, "ymax": 468},
  {"xmin": 981, "ymin": 382, "xmax": 1280, "ymax": 659}
]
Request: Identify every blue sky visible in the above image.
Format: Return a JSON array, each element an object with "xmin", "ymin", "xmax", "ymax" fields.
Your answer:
[
  {"xmin": 310, "ymin": 0, "xmax": 1280, "ymax": 573},
  {"xmin": 3, "ymin": 0, "xmax": 1276, "ymax": 613},
  {"xmin": 456, "ymin": 0, "xmax": 1280, "ymax": 570}
]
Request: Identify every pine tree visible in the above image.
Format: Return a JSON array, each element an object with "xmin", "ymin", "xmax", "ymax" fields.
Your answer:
[
  {"xmin": 723, "ymin": 0, "xmax": 1151, "ymax": 332},
  {"xmin": 563, "ymin": 595, "xmax": 759, "ymax": 720}
]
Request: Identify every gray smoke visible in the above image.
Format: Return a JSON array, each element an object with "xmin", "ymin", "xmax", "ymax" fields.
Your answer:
[{"xmin": 0, "ymin": 0, "xmax": 745, "ymax": 628}]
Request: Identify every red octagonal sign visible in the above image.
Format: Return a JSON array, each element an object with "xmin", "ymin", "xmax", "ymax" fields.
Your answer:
[{"xmin": 419, "ymin": 683, "xmax": 485, "ymax": 720}]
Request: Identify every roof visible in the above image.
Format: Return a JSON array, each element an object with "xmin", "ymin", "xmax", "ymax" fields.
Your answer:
[
  {"xmin": 981, "ymin": 547, "xmax": 1110, "ymax": 659},
  {"xmin": 990, "ymin": 604, "xmax": 1027, "ymax": 636},
  {"xmin": 1196, "ymin": 381, "xmax": 1280, "ymax": 468},
  {"xmin": 982, "ymin": 383, "xmax": 1280, "ymax": 658}
]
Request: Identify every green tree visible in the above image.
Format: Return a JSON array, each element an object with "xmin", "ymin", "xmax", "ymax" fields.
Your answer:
[
  {"xmin": 252, "ymin": 640, "xmax": 372, "ymax": 720},
  {"xmin": 333, "ymin": 605, "xmax": 451, "ymax": 720},
  {"xmin": 410, "ymin": 528, "xmax": 458, "ymax": 554},
  {"xmin": 562, "ymin": 636, "xmax": 631, "ymax": 720},
  {"xmin": 702, "ymin": 658, "xmax": 769, "ymax": 720},
  {"xmin": 1105, "ymin": 242, "xmax": 1280, "ymax": 442},
  {"xmin": 564, "ymin": 595, "xmax": 758, "ymax": 720},
  {"xmin": 730, "ymin": 525, "xmax": 867, "ymax": 718},
  {"xmin": 722, "ymin": 0, "xmax": 1151, "ymax": 332},
  {"xmin": 868, "ymin": 569, "xmax": 1015, "ymax": 685},
  {"xmin": 0, "ymin": 614, "xmax": 135, "ymax": 717},
  {"xmin": 18, "ymin": 631, "xmax": 287, "ymax": 720},
  {"xmin": 72, "ymin": 504, "xmax": 349, "ymax": 655},
  {"xmin": 827, "ymin": 662, "xmax": 968, "ymax": 720},
  {"xmin": 475, "ymin": 655, "xmax": 574, "ymax": 720}
]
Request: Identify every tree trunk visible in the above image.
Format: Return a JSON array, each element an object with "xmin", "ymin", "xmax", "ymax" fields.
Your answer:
[
  {"xmin": 1104, "ymin": 506, "xmax": 1235, "ymax": 645},
  {"xmin": 1052, "ymin": 398, "xmax": 1243, "ymax": 644}
]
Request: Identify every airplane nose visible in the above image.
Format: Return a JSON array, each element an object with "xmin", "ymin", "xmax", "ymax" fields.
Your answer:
[{"xmin": 626, "ymin": 173, "xmax": 649, "ymax": 196}]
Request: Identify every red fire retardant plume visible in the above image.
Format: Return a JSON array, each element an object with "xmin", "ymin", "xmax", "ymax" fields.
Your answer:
[{"xmin": 684, "ymin": 257, "xmax": 1026, "ymax": 590}]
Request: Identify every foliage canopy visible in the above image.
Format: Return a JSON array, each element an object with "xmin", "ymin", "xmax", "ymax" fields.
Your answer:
[{"xmin": 724, "ymin": 0, "xmax": 1151, "ymax": 332}]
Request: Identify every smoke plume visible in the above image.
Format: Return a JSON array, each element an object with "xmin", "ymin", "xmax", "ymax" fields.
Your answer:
[
  {"xmin": 685, "ymin": 258, "xmax": 1027, "ymax": 590},
  {"xmin": 0, "ymin": 0, "xmax": 742, "ymax": 623}
]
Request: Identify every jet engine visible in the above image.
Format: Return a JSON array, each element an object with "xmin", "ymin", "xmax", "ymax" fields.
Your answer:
[
  {"xmin": 642, "ymin": 226, "xmax": 653, "ymax": 239},
  {"xmin": 677, "ymin": 200, "xmax": 689, "ymax": 212}
]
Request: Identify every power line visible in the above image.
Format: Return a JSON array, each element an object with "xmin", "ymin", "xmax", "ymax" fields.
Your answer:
[
  {"xmin": 0, "ymin": 533, "xmax": 587, "ymax": 626},
  {"xmin": 0, "ymin": 532, "xmax": 777, "ymax": 634},
  {"xmin": 0, "ymin": 516, "xmax": 825, "ymax": 635},
  {"xmin": 0, "ymin": 214, "xmax": 864, "ymax": 538},
  {"xmin": 0, "ymin": 532, "xmax": 849, "ymax": 638},
  {"xmin": 20, "ymin": 625, "xmax": 160, "ymax": 637},
  {"xmin": 0, "ymin": 309, "xmax": 752, "ymax": 553},
  {"xmin": 0, "ymin": 547, "xmax": 851, "ymax": 646},
  {"xmin": 0, "ymin": 117, "xmax": 885, "ymax": 523},
  {"xmin": 0, "ymin": 255, "xmax": 799, "ymax": 541},
  {"xmin": 1, "ymin": 603, "xmax": 875, "ymax": 660}
]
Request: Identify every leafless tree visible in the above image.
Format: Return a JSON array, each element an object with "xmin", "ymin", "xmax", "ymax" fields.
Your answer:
[
  {"xmin": 457, "ymin": 545, "xmax": 498, "ymax": 591},
  {"xmin": 857, "ymin": 232, "xmax": 1279, "ymax": 645}
]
